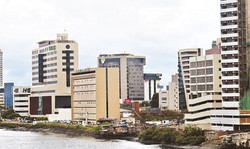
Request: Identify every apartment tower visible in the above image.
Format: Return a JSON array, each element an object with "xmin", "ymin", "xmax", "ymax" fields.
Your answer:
[
  {"xmin": 212, "ymin": 0, "xmax": 250, "ymax": 131},
  {"xmin": 0, "ymin": 49, "xmax": 2, "ymax": 86},
  {"xmin": 30, "ymin": 33, "xmax": 78, "ymax": 116}
]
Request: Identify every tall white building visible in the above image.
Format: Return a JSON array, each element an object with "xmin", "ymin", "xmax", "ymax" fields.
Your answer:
[
  {"xmin": 211, "ymin": 0, "xmax": 250, "ymax": 131},
  {"xmin": 30, "ymin": 33, "xmax": 78, "ymax": 116},
  {"xmin": 0, "ymin": 49, "xmax": 2, "ymax": 87}
]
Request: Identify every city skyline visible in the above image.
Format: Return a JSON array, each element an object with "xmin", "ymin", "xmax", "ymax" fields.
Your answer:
[{"xmin": 0, "ymin": 0, "xmax": 220, "ymax": 86}]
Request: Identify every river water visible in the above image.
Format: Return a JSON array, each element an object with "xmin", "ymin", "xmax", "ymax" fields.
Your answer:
[{"xmin": 0, "ymin": 129, "xmax": 160, "ymax": 149}]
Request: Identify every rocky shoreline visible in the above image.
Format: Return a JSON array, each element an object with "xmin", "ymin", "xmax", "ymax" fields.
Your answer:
[
  {"xmin": 0, "ymin": 122, "xmax": 222, "ymax": 149},
  {"xmin": 0, "ymin": 121, "xmax": 138, "ymax": 141}
]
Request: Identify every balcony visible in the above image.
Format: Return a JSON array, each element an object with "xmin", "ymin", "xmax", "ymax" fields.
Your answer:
[
  {"xmin": 221, "ymin": 33, "xmax": 238, "ymax": 38},
  {"xmin": 221, "ymin": 75, "xmax": 239, "ymax": 80},
  {"xmin": 221, "ymin": 16, "xmax": 238, "ymax": 21},
  {"xmin": 222, "ymin": 92, "xmax": 240, "ymax": 97},
  {"xmin": 221, "ymin": 41, "xmax": 238, "ymax": 46},
  {"xmin": 222, "ymin": 84, "xmax": 239, "ymax": 88},
  {"xmin": 221, "ymin": 67, "xmax": 239, "ymax": 72},
  {"xmin": 220, "ymin": 0, "xmax": 237, "ymax": 5},
  {"xmin": 220, "ymin": 7, "xmax": 237, "ymax": 13},
  {"xmin": 221, "ymin": 58, "xmax": 238, "ymax": 63},
  {"xmin": 221, "ymin": 50, "xmax": 238, "ymax": 55}
]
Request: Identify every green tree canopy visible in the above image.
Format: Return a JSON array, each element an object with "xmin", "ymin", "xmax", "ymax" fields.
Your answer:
[{"xmin": 150, "ymin": 93, "xmax": 159, "ymax": 108}]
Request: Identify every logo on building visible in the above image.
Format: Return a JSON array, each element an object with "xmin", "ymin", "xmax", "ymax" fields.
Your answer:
[
  {"xmin": 14, "ymin": 87, "xmax": 31, "ymax": 93},
  {"xmin": 49, "ymin": 45, "xmax": 56, "ymax": 51}
]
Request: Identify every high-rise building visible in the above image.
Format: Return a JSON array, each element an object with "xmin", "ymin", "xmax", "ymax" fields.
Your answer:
[
  {"xmin": 71, "ymin": 68, "xmax": 120, "ymax": 124},
  {"xmin": 178, "ymin": 48, "xmax": 202, "ymax": 111},
  {"xmin": 144, "ymin": 73, "xmax": 162, "ymax": 101},
  {"xmin": 0, "ymin": 87, "xmax": 4, "ymax": 107},
  {"xmin": 0, "ymin": 49, "xmax": 3, "ymax": 87},
  {"xmin": 159, "ymin": 74, "xmax": 179, "ymax": 111},
  {"xmin": 211, "ymin": 0, "xmax": 250, "ymax": 131},
  {"xmin": 4, "ymin": 82, "xmax": 14, "ymax": 108},
  {"xmin": 30, "ymin": 33, "xmax": 78, "ymax": 116},
  {"xmin": 98, "ymin": 53, "xmax": 146, "ymax": 101},
  {"xmin": 13, "ymin": 86, "xmax": 31, "ymax": 117}
]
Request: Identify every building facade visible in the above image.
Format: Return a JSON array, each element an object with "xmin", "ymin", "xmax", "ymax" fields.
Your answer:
[
  {"xmin": 30, "ymin": 33, "xmax": 78, "ymax": 116},
  {"xmin": 98, "ymin": 53, "xmax": 146, "ymax": 101},
  {"xmin": 13, "ymin": 86, "xmax": 31, "ymax": 117},
  {"xmin": 178, "ymin": 48, "xmax": 202, "ymax": 111},
  {"xmin": 71, "ymin": 68, "xmax": 120, "ymax": 124},
  {"xmin": 159, "ymin": 74, "xmax": 179, "ymax": 111},
  {"xmin": 144, "ymin": 73, "xmax": 162, "ymax": 101},
  {"xmin": 210, "ymin": 0, "xmax": 250, "ymax": 131},
  {"xmin": 4, "ymin": 82, "xmax": 14, "ymax": 108},
  {"xmin": 0, "ymin": 49, "xmax": 3, "ymax": 87},
  {"xmin": 0, "ymin": 87, "xmax": 4, "ymax": 107},
  {"xmin": 185, "ymin": 54, "xmax": 222, "ymax": 130}
]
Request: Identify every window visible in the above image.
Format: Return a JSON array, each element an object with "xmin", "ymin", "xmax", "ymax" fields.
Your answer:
[
  {"xmin": 206, "ymin": 60, "xmax": 213, "ymax": 66},
  {"xmin": 162, "ymin": 98, "xmax": 167, "ymax": 101}
]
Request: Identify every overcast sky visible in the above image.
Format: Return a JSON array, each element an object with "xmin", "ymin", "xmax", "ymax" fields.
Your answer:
[{"xmin": 0, "ymin": 0, "xmax": 220, "ymax": 86}]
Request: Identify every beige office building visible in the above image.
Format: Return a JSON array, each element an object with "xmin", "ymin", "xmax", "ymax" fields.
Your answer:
[
  {"xmin": 71, "ymin": 68, "xmax": 120, "ymax": 124},
  {"xmin": 185, "ymin": 54, "xmax": 222, "ymax": 130},
  {"xmin": 30, "ymin": 33, "xmax": 78, "ymax": 116}
]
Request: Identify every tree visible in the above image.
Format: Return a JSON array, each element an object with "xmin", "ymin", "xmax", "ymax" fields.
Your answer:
[
  {"xmin": 140, "ymin": 101, "xmax": 150, "ymax": 107},
  {"xmin": 2, "ymin": 109, "xmax": 20, "ymax": 119},
  {"xmin": 2, "ymin": 109, "xmax": 15, "ymax": 118},
  {"xmin": 150, "ymin": 93, "xmax": 159, "ymax": 108}
]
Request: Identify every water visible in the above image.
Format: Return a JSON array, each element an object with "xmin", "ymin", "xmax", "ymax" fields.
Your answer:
[{"xmin": 0, "ymin": 129, "xmax": 160, "ymax": 149}]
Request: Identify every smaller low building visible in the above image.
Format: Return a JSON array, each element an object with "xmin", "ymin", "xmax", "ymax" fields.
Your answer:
[
  {"xmin": 13, "ymin": 86, "xmax": 31, "ymax": 117},
  {"xmin": 47, "ymin": 108, "xmax": 71, "ymax": 122},
  {"xmin": 159, "ymin": 74, "xmax": 179, "ymax": 111},
  {"xmin": 144, "ymin": 73, "xmax": 162, "ymax": 101}
]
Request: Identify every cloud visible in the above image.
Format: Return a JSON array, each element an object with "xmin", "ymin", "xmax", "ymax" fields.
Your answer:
[{"xmin": 0, "ymin": 0, "xmax": 220, "ymax": 86}]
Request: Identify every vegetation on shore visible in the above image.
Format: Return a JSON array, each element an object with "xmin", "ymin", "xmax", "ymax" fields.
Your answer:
[
  {"xmin": 139, "ymin": 126, "xmax": 205, "ymax": 145},
  {"xmin": 2, "ymin": 109, "xmax": 21, "ymax": 119},
  {"xmin": 134, "ymin": 110, "xmax": 184, "ymax": 123},
  {"xmin": 0, "ymin": 121, "xmax": 101, "ymax": 136}
]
